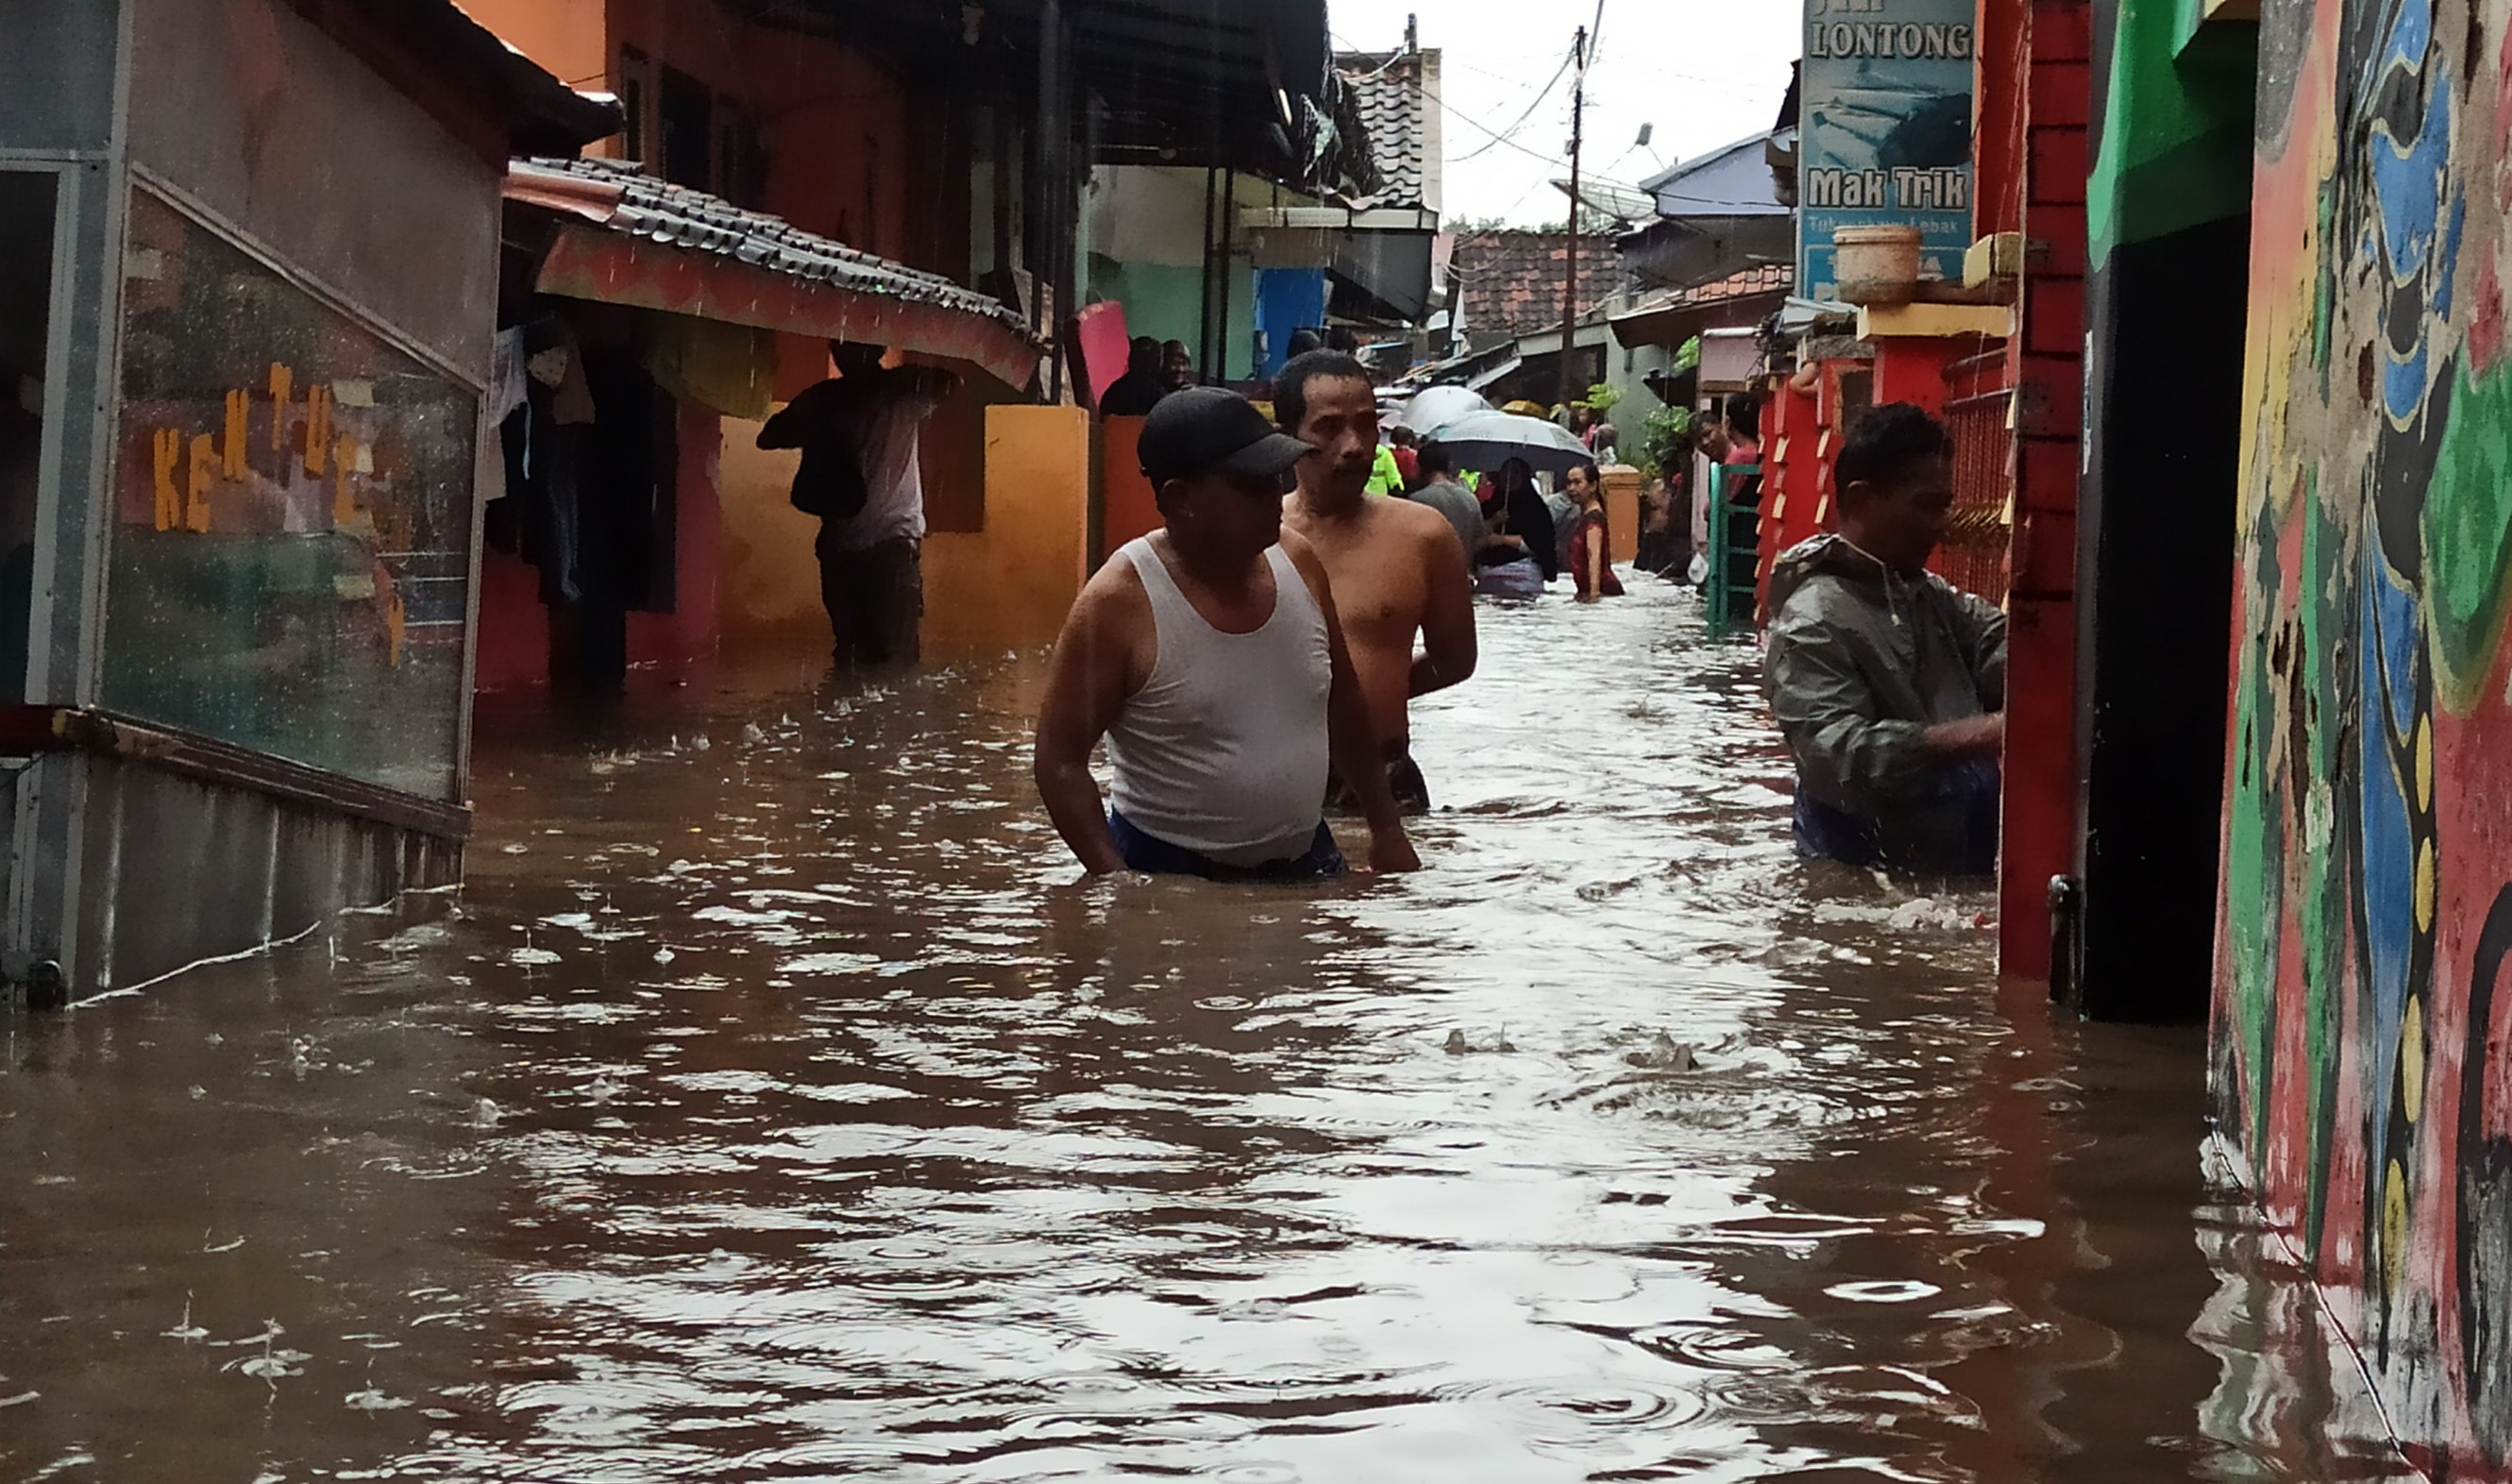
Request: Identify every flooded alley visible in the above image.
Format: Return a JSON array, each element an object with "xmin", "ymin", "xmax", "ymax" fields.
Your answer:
[{"xmin": 0, "ymin": 593, "xmax": 2382, "ymax": 1482}]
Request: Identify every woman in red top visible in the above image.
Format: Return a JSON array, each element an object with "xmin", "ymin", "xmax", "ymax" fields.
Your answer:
[{"xmin": 1565, "ymin": 460, "xmax": 1625, "ymax": 601}]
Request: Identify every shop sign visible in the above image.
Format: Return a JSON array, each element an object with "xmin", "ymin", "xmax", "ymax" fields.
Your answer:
[{"xmin": 1797, "ymin": 0, "xmax": 1979, "ymax": 300}]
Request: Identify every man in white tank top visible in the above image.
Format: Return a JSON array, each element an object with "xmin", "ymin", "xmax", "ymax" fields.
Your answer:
[{"xmin": 1033, "ymin": 390, "xmax": 1420, "ymax": 879}]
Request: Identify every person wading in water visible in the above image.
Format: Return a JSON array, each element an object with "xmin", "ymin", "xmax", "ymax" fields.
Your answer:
[
  {"xmin": 1032, "ymin": 388, "xmax": 1420, "ymax": 880},
  {"xmin": 1763, "ymin": 403, "xmax": 2006, "ymax": 875},
  {"xmin": 1275, "ymin": 350, "xmax": 1476, "ymax": 815},
  {"xmin": 757, "ymin": 341, "xmax": 957, "ymax": 668}
]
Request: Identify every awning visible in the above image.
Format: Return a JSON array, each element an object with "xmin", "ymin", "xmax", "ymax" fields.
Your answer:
[
  {"xmin": 1330, "ymin": 230, "xmax": 1436, "ymax": 322},
  {"xmin": 1466, "ymin": 356, "xmax": 1525, "ymax": 392},
  {"xmin": 507, "ymin": 158, "xmax": 1043, "ymax": 390}
]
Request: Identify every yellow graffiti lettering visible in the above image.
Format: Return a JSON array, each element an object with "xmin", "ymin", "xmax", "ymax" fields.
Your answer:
[
  {"xmin": 186, "ymin": 433, "xmax": 216, "ymax": 532},
  {"xmin": 152, "ymin": 429, "xmax": 182, "ymax": 531},
  {"xmin": 303, "ymin": 384, "xmax": 332, "ymax": 477},
  {"xmin": 268, "ymin": 363, "xmax": 293, "ymax": 451},
  {"xmin": 2415, "ymin": 837, "xmax": 2436, "ymax": 934},
  {"xmin": 222, "ymin": 390, "xmax": 248, "ymax": 480}
]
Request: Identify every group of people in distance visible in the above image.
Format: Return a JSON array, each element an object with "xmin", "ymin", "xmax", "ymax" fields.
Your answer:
[
  {"xmin": 1097, "ymin": 335, "xmax": 1200, "ymax": 417},
  {"xmin": 1025, "ymin": 356, "xmax": 2005, "ymax": 885},
  {"xmin": 757, "ymin": 340, "xmax": 2005, "ymax": 887},
  {"xmin": 1390, "ymin": 445, "xmax": 1624, "ymax": 604}
]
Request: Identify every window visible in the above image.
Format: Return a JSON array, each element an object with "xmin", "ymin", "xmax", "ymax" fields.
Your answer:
[
  {"xmin": 100, "ymin": 187, "xmax": 479, "ymax": 800},
  {"xmin": 0, "ymin": 170, "xmax": 60, "ymax": 703},
  {"xmin": 617, "ymin": 47, "xmax": 652, "ymax": 165},
  {"xmin": 659, "ymin": 65, "xmax": 713, "ymax": 192},
  {"xmin": 713, "ymin": 106, "xmax": 768, "ymax": 211}
]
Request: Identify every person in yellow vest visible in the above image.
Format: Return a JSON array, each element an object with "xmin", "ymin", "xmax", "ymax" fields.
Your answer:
[{"xmin": 1362, "ymin": 440, "xmax": 1405, "ymax": 497}]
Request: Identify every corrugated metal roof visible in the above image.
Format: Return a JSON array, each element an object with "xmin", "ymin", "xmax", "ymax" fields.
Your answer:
[{"xmin": 509, "ymin": 157, "xmax": 1037, "ymax": 342}]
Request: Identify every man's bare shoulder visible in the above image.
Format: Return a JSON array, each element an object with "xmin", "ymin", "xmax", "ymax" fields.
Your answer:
[
  {"xmin": 1277, "ymin": 526, "xmax": 1330, "ymax": 582},
  {"xmin": 1361, "ymin": 495, "xmax": 1466, "ymax": 569},
  {"xmin": 1384, "ymin": 494, "xmax": 1460, "ymax": 542}
]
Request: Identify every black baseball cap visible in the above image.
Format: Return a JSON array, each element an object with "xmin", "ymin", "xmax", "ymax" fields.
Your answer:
[{"xmin": 1138, "ymin": 386, "xmax": 1315, "ymax": 486}]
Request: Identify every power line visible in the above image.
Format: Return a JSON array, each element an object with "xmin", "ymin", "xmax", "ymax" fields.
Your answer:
[{"xmin": 1454, "ymin": 47, "xmax": 1576, "ymax": 162}]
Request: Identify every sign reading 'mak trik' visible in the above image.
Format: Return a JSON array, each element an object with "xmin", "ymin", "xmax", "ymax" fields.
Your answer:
[{"xmin": 1797, "ymin": 0, "xmax": 1978, "ymax": 301}]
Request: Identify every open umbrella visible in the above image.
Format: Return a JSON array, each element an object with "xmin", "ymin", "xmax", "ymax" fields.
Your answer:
[
  {"xmin": 1397, "ymin": 385, "xmax": 1491, "ymax": 439},
  {"xmin": 1425, "ymin": 409, "xmax": 1594, "ymax": 475}
]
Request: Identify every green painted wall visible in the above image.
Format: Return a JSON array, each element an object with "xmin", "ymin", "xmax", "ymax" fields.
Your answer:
[
  {"xmin": 1085, "ymin": 255, "xmax": 1261, "ymax": 384},
  {"xmin": 2087, "ymin": 0, "xmax": 2254, "ymax": 266}
]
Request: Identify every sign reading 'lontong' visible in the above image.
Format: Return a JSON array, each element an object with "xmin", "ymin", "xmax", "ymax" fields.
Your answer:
[{"xmin": 1797, "ymin": 0, "xmax": 1979, "ymax": 301}]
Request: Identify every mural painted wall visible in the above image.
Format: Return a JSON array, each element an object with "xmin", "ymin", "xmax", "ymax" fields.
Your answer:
[{"xmin": 2218, "ymin": 1, "xmax": 2512, "ymax": 1476}]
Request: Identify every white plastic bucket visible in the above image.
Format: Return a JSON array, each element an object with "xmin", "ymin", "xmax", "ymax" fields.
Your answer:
[{"xmin": 1830, "ymin": 226, "xmax": 1925, "ymax": 305}]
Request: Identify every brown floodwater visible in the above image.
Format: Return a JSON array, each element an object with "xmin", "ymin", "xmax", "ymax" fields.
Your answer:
[{"xmin": 1, "ymin": 587, "xmax": 2409, "ymax": 1481}]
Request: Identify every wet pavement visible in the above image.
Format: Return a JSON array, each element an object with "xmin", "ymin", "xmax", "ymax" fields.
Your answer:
[{"xmin": 1, "ymin": 586, "xmax": 2400, "ymax": 1481}]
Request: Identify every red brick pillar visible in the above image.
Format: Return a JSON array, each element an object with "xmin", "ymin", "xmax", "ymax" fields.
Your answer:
[{"xmin": 1999, "ymin": 0, "xmax": 2091, "ymax": 987}]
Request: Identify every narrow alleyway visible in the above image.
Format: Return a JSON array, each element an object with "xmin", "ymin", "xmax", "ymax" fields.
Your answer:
[{"xmin": 0, "ymin": 590, "xmax": 2395, "ymax": 1482}]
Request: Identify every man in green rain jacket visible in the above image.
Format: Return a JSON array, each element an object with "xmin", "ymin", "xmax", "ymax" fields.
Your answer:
[{"xmin": 1762, "ymin": 404, "xmax": 2007, "ymax": 875}]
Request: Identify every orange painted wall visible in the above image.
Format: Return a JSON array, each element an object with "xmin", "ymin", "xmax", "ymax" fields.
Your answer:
[
  {"xmin": 1603, "ymin": 468, "xmax": 1642, "ymax": 566},
  {"xmin": 924, "ymin": 407, "xmax": 1091, "ymax": 653},
  {"xmin": 713, "ymin": 404, "xmax": 1092, "ymax": 656},
  {"xmin": 457, "ymin": 0, "xmax": 610, "ymax": 100},
  {"xmin": 715, "ymin": 415, "xmax": 822, "ymax": 638}
]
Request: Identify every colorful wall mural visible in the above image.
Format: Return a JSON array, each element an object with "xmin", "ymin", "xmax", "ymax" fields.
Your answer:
[{"xmin": 2219, "ymin": 1, "xmax": 2512, "ymax": 1476}]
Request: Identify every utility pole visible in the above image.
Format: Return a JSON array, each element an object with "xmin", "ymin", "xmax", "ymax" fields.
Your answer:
[{"xmin": 1557, "ymin": 24, "xmax": 1590, "ymax": 414}]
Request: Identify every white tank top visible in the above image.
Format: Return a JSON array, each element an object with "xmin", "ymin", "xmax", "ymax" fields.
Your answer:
[{"xmin": 1105, "ymin": 537, "xmax": 1331, "ymax": 867}]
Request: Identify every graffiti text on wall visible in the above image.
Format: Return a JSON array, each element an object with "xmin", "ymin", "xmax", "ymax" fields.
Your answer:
[{"xmin": 101, "ymin": 186, "xmax": 478, "ymax": 801}]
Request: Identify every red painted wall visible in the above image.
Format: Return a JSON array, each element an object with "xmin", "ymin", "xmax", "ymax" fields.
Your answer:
[
  {"xmin": 604, "ymin": 1, "xmax": 912, "ymax": 251},
  {"xmin": 1754, "ymin": 379, "xmax": 1823, "ymax": 619},
  {"xmin": 623, "ymin": 402, "xmax": 722, "ymax": 682},
  {"xmin": 471, "ymin": 404, "xmax": 721, "ymax": 692},
  {"xmin": 473, "ymin": 548, "xmax": 551, "ymax": 693}
]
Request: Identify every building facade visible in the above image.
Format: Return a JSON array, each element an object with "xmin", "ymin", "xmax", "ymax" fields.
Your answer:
[{"xmin": 1, "ymin": 0, "xmax": 614, "ymax": 1003}]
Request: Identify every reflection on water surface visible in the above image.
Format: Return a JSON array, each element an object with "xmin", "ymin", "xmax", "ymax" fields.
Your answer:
[{"xmin": 0, "ymin": 589, "xmax": 2396, "ymax": 1480}]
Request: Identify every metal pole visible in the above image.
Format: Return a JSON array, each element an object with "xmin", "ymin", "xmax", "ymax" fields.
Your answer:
[
  {"xmin": 1040, "ymin": 0, "xmax": 1067, "ymax": 403},
  {"xmin": 1557, "ymin": 25, "xmax": 1589, "ymax": 414},
  {"xmin": 1199, "ymin": 165, "xmax": 1219, "ymax": 379},
  {"xmin": 1205, "ymin": 170, "xmax": 1225, "ymax": 386}
]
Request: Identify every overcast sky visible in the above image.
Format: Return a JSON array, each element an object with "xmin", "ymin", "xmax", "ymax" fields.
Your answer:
[{"xmin": 1328, "ymin": 1, "xmax": 1800, "ymax": 226}]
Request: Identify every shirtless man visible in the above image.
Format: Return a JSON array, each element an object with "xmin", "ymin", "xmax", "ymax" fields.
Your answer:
[{"xmin": 1273, "ymin": 350, "xmax": 1476, "ymax": 813}]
